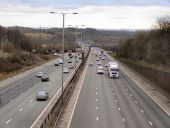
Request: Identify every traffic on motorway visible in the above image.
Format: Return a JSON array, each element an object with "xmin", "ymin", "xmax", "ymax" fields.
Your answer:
[
  {"xmin": 68, "ymin": 48, "xmax": 170, "ymax": 128},
  {"xmin": 0, "ymin": 52, "xmax": 83, "ymax": 128}
]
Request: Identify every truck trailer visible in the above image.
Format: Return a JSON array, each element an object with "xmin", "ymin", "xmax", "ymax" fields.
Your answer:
[{"xmin": 107, "ymin": 62, "xmax": 119, "ymax": 78}]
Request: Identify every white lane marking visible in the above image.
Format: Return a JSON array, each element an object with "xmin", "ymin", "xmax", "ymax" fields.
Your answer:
[
  {"xmin": 30, "ymin": 99, "xmax": 33, "ymax": 102},
  {"xmin": 96, "ymin": 87, "xmax": 97, "ymax": 90},
  {"xmin": 118, "ymin": 62, "xmax": 170, "ymax": 117},
  {"xmin": 141, "ymin": 109, "xmax": 144, "ymax": 113},
  {"xmin": 5, "ymin": 119, "xmax": 12, "ymax": 124},
  {"xmin": 19, "ymin": 108, "xmax": 23, "ymax": 112},
  {"xmin": 96, "ymin": 106, "xmax": 99, "ymax": 110},
  {"xmin": 113, "ymin": 93, "xmax": 115, "ymax": 96},
  {"xmin": 130, "ymin": 94, "xmax": 133, "ymax": 97},
  {"xmin": 123, "ymin": 118, "xmax": 125, "ymax": 122},
  {"xmin": 96, "ymin": 117, "xmax": 99, "ymax": 121},
  {"xmin": 116, "ymin": 100, "xmax": 118, "ymax": 103},
  {"xmin": 96, "ymin": 92, "xmax": 98, "ymax": 95},
  {"xmin": 134, "ymin": 100, "xmax": 138, "ymax": 104},
  {"xmin": 149, "ymin": 121, "xmax": 153, "ymax": 126},
  {"xmin": 118, "ymin": 107, "xmax": 121, "ymax": 111},
  {"xmin": 96, "ymin": 99, "xmax": 98, "ymax": 102}
]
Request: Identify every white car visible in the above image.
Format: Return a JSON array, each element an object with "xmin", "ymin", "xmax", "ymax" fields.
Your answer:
[
  {"xmin": 97, "ymin": 66, "xmax": 104, "ymax": 74},
  {"xmin": 97, "ymin": 61, "xmax": 102, "ymax": 65},
  {"xmin": 63, "ymin": 68, "xmax": 69, "ymax": 73},
  {"xmin": 59, "ymin": 58, "xmax": 64, "ymax": 64},
  {"xmin": 54, "ymin": 53, "xmax": 58, "ymax": 56},
  {"xmin": 101, "ymin": 57, "xmax": 105, "ymax": 60},
  {"xmin": 36, "ymin": 72, "xmax": 43, "ymax": 77}
]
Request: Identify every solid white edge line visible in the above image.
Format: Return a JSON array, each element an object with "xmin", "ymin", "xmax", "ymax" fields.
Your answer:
[
  {"xmin": 30, "ymin": 62, "xmax": 79, "ymax": 128},
  {"xmin": 141, "ymin": 109, "xmax": 144, "ymax": 113},
  {"xmin": 149, "ymin": 121, "xmax": 153, "ymax": 126},
  {"xmin": 5, "ymin": 119, "xmax": 12, "ymax": 124},
  {"xmin": 107, "ymin": 54, "xmax": 170, "ymax": 117},
  {"xmin": 67, "ymin": 56, "xmax": 90, "ymax": 128}
]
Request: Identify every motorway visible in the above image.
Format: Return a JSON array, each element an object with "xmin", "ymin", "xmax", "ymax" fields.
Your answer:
[
  {"xmin": 69, "ymin": 49, "xmax": 170, "ymax": 128},
  {"xmin": 0, "ymin": 55, "xmax": 81, "ymax": 128}
]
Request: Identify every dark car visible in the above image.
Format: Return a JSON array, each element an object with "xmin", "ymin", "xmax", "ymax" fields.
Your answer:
[
  {"xmin": 41, "ymin": 74, "xmax": 49, "ymax": 82},
  {"xmin": 54, "ymin": 62, "xmax": 59, "ymax": 66}
]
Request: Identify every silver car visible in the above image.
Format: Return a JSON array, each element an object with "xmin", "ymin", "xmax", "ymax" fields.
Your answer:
[
  {"xmin": 63, "ymin": 68, "xmax": 69, "ymax": 73},
  {"xmin": 36, "ymin": 91, "xmax": 49, "ymax": 100},
  {"xmin": 36, "ymin": 72, "xmax": 43, "ymax": 77}
]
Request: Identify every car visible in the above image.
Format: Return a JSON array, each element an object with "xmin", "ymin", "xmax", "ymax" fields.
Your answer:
[
  {"xmin": 69, "ymin": 64, "xmax": 74, "ymax": 69},
  {"xmin": 101, "ymin": 57, "xmax": 105, "ymax": 60},
  {"xmin": 36, "ymin": 91, "xmax": 49, "ymax": 101},
  {"xmin": 97, "ymin": 61, "xmax": 102, "ymax": 65},
  {"xmin": 97, "ymin": 66, "xmax": 104, "ymax": 74},
  {"xmin": 63, "ymin": 68, "xmax": 69, "ymax": 73},
  {"xmin": 36, "ymin": 72, "xmax": 43, "ymax": 77},
  {"xmin": 95, "ymin": 54, "xmax": 98, "ymax": 57},
  {"xmin": 59, "ymin": 58, "xmax": 64, "ymax": 64},
  {"xmin": 68, "ymin": 59, "xmax": 72, "ymax": 63},
  {"xmin": 96, "ymin": 58, "xmax": 100, "ymax": 61},
  {"xmin": 54, "ymin": 53, "xmax": 58, "ymax": 56},
  {"xmin": 105, "ymin": 63, "xmax": 108, "ymax": 67},
  {"xmin": 41, "ymin": 74, "xmax": 49, "ymax": 82},
  {"xmin": 54, "ymin": 62, "xmax": 59, "ymax": 66},
  {"xmin": 89, "ymin": 62, "xmax": 93, "ymax": 66}
]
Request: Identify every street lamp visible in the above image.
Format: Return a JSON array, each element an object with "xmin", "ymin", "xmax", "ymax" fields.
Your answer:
[{"xmin": 50, "ymin": 11, "xmax": 78, "ymax": 105}]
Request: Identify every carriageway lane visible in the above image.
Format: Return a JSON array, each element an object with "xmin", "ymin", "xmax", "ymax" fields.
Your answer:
[{"xmin": 0, "ymin": 57, "xmax": 81, "ymax": 128}]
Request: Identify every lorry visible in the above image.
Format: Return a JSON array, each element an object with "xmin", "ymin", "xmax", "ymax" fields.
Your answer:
[{"xmin": 107, "ymin": 61, "xmax": 119, "ymax": 78}]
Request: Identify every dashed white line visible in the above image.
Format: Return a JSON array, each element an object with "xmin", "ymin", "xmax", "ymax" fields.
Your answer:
[
  {"xmin": 96, "ymin": 87, "xmax": 98, "ymax": 90},
  {"xmin": 96, "ymin": 99, "xmax": 98, "ymax": 102},
  {"xmin": 30, "ymin": 99, "xmax": 33, "ymax": 102},
  {"xmin": 123, "ymin": 118, "xmax": 125, "ymax": 122},
  {"xmin": 113, "ymin": 93, "xmax": 115, "ymax": 96},
  {"xmin": 96, "ymin": 117, "xmax": 99, "ymax": 121},
  {"xmin": 118, "ymin": 107, "xmax": 121, "ymax": 111},
  {"xmin": 141, "ymin": 109, "xmax": 144, "ymax": 113},
  {"xmin": 116, "ymin": 100, "xmax": 118, "ymax": 103},
  {"xmin": 19, "ymin": 108, "xmax": 23, "ymax": 112},
  {"xmin": 5, "ymin": 119, "xmax": 12, "ymax": 124},
  {"xmin": 134, "ymin": 100, "xmax": 138, "ymax": 104},
  {"xmin": 149, "ymin": 121, "xmax": 153, "ymax": 126},
  {"xmin": 96, "ymin": 106, "xmax": 99, "ymax": 110},
  {"xmin": 96, "ymin": 92, "xmax": 98, "ymax": 95},
  {"xmin": 130, "ymin": 94, "xmax": 133, "ymax": 97}
]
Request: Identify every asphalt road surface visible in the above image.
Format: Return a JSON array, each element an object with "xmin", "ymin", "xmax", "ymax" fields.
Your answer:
[
  {"xmin": 0, "ymin": 55, "xmax": 81, "ymax": 128},
  {"xmin": 69, "ymin": 49, "xmax": 170, "ymax": 128}
]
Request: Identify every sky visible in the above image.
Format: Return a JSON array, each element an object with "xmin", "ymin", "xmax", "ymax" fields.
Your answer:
[{"xmin": 0, "ymin": 0, "xmax": 170, "ymax": 29}]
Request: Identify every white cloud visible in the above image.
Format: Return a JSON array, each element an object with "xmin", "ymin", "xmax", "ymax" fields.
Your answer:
[{"xmin": 0, "ymin": 5, "xmax": 170, "ymax": 29}]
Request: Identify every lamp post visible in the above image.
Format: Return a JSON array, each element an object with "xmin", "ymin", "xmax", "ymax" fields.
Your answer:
[{"xmin": 50, "ymin": 11, "xmax": 78, "ymax": 105}]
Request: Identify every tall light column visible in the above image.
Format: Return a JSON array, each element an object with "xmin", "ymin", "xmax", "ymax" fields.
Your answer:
[{"xmin": 50, "ymin": 11, "xmax": 78, "ymax": 105}]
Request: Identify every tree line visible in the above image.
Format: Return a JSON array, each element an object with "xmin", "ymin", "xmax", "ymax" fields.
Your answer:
[
  {"xmin": 118, "ymin": 16, "xmax": 170, "ymax": 65},
  {"xmin": 0, "ymin": 26, "xmax": 32, "ymax": 53}
]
